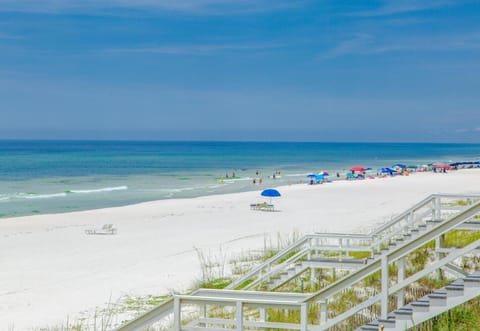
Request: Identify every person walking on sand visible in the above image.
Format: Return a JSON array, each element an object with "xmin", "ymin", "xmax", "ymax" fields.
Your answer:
[
  {"xmin": 259, "ymin": 178, "xmax": 263, "ymax": 185},
  {"xmin": 253, "ymin": 178, "xmax": 256, "ymax": 184}
]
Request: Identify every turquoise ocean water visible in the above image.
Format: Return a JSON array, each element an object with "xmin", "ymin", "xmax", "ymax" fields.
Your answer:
[{"xmin": 1, "ymin": 140, "xmax": 479, "ymax": 218}]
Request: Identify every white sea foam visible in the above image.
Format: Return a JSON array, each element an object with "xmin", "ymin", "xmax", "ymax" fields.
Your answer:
[
  {"xmin": 23, "ymin": 192, "xmax": 68, "ymax": 199},
  {"xmin": 69, "ymin": 186, "xmax": 128, "ymax": 194},
  {"xmin": 1, "ymin": 186, "xmax": 129, "ymax": 202}
]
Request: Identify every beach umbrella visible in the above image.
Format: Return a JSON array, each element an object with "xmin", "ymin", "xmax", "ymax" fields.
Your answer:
[
  {"xmin": 407, "ymin": 165, "xmax": 417, "ymax": 169},
  {"xmin": 261, "ymin": 189, "xmax": 281, "ymax": 197},
  {"xmin": 318, "ymin": 171, "xmax": 329, "ymax": 176},
  {"xmin": 380, "ymin": 167, "xmax": 397, "ymax": 174},
  {"xmin": 261, "ymin": 188, "xmax": 281, "ymax": 203},
  {"xmin": 392, "ymin": 164, "xmax": 406, "ymax": 169},
  {"xmin": 315, "ymin": 174, "xmax": 327, "ymax": 183},
  {"xmin": 350, "ymin": 166, "xmax": 366, "ymax": 172},
  {"xmin": 306, "ymin": 173, "xmax": 316, "ymax": 178}
]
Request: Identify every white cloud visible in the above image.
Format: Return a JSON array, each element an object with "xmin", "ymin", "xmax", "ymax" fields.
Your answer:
[
  {"xmin": 321, "ymin": 32, "xmax": 480, "ymax": 59},
  {"xmin": 0, "ymin": 0, "xmax": 305, "ymax": 15},
  {"xmin": 352, "ymin": 0, "xmax": 453, "ymax": 17},
  {"xmin": 104, "ymin": 42, "xmax": 284, "ymax": 55}
]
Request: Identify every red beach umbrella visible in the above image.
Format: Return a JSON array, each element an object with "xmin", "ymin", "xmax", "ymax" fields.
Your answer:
[{"xmin": 350, "ymin": 166, "xmax": 366, "ymax": 172}]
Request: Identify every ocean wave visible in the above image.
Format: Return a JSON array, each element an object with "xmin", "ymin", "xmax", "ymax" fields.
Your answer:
[
  {"xmin": 0, "ymin": 186, "xmax": 128, "ymax": 202},
  {"xmin": 23, "ymin": 192, "xmax": 68, "ymax": 199},
  {"xmin": 69, "ymin": 186, "xmax": 128, "ymax": 194}
]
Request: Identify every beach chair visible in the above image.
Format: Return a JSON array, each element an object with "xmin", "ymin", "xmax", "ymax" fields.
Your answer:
[
  {"xmin": 250, "ymin": 203, "xmax": 275, "ymax": 212},
  {"xmin": 85, "ymin": 223, "xmax": 117, "ymax": 235}
]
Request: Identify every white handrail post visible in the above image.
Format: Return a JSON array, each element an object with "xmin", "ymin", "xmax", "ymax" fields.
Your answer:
[
  {"xmin": 260, "ymin": 307, "xmax": 266, "ymax": 321},
  {"xmin": 310, "ymin": 267, "xmax": 315, "ymax": 290},
  {"xmin": 339, "ymin": 238, "xmax": 343, "ymax": 262},
  {"xmin": 173, "ymin": 297, "xmax": 181, "ymax": 331},
  {"xmin": 435, "ymin": 234, "xmax": 445, "ymax": 280},
  {"xmin": 307, "ymin": 238, "xmax": 312, "ymax": 260},
  {"xmin": 397, "ymin": 257, "xmax": 405, "ymax": 308},
  {"xmin": 381, "ymin": 256, "xmax": 389, "ymax": 320},
  {"xmin": 319, "ymin": 299, "xmax": 328, "ymax": 325},
  {"xmin": 236, "ymin": 301, "xmax": 243, "ymax": 331},
  {"xmin": 435, "ymin": 197, "xmax": 441, "ymax": 220},
  {"xmin": 300, "ymin": 303, "xmax": 308, "ymax": 331},
  {"xmin": 199, "ymin": 303, "xmax": 206, "ymax": 327}
]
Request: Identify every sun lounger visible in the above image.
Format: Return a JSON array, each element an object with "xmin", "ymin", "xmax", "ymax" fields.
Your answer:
[
  {"xmin": 250, "ymin": 203, "xmax": 275, "ymax": 212},
  {"xmin": 85, "ymin": 223, "xmax": 117, "ymax": 235}
]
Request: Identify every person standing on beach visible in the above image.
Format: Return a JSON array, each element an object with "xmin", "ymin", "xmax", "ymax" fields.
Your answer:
[{"xmin": 259, "ymin": 178, "xmax": 263, "ymax": 185}]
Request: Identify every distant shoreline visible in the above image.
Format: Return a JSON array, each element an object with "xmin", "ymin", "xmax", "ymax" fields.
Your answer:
[{"xmin": 1, "ymin": 140, "xmax": 479, "ymax": 218}]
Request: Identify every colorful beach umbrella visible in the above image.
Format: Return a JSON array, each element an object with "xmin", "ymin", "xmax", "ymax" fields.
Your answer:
[
  {"xmin": 350, "ymin": 166, "xmax": 366, "ymax": 172},
  {"xmin": 392, "ymin": 164, "xmax": 406, "ymax": 169},
  {"xmin": 318, "ymin": 171, "xmax": 329, "ymax": 176}
]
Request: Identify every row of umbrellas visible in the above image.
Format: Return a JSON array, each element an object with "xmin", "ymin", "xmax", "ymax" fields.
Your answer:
[
  {"xmin": 306, "ymin": 162, "xmax": 460, "ymax": 179},
  {"xmin": 259, "ymin": 159, "xmax": 479, "ymax": 203}
]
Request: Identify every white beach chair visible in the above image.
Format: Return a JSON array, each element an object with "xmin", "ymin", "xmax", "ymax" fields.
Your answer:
[{"xmin": 85, "ymin": 223, "xmax": 117, "ymax": 235}]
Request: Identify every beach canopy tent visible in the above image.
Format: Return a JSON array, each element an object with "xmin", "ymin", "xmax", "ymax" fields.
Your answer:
[
  {"xmin": 315, "ymin": 174, "xmax": 327, "ymax": 183},
  {"xmin": 435, "ymin": 165, "xmax": 451, "ymax": 169},
  {"xmin": 350, "ymin": 166, "xmax": 366, "ymax": 172},
  {"xmin": 379, "ymin": 167, "xmax": 397, "ymax": 174},
  {"xmin": 450, "ymin": 161, "xmax": 479, "ymax": 166}
]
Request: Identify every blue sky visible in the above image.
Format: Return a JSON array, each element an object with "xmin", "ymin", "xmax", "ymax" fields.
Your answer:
[{"xmin": 0, "ymin": 0, "xmax": 479, "ymax": 142}]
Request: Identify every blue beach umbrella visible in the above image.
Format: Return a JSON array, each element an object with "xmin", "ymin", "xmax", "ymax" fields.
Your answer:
[
  {"xmin": 380, "ymin": 167, "xmax": 397, "ymax": 174},
  {"xmin": 261, "ymin": 189, "xmax": 281, "ymax": 197},
  {"xmin": 315, "ymin": 174, "xmax": 326, "ymax": 183},
  {"xmin": 306, "ymin": 173, "xmax": 316, "ymax": 178},
  {"xmin": 261, "ymin": 188, "xmax": 281, "ymax": 204}
]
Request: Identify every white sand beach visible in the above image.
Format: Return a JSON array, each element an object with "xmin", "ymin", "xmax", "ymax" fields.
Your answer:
[{"xmin": 1, "ymin": 169, "xmax": 479, "ymax": 330}]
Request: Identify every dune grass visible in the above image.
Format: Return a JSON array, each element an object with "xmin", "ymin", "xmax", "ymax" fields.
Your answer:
[{"xmin": 38, "ymin": 221, "xmax": 480, "ymax": 331}]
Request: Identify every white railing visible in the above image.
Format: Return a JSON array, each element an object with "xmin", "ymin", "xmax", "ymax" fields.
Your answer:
[{"xmin": 116, "ymin": 194, "xmax": 480, "ymax": 331}]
